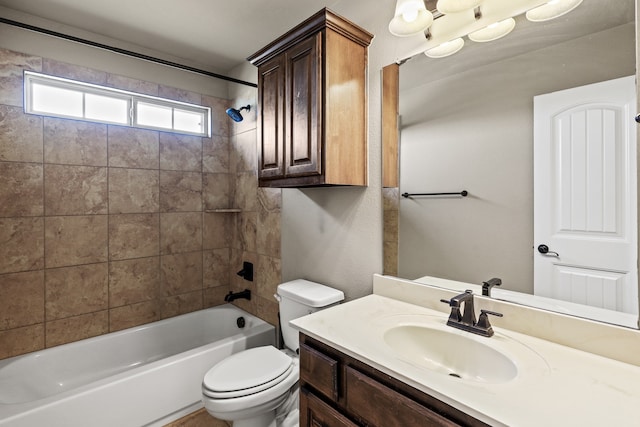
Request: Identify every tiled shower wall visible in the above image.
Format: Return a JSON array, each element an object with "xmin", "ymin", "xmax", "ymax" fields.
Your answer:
[{"xmin": 0, "ymin": 47, "xmax": 282, "ymax": 360}]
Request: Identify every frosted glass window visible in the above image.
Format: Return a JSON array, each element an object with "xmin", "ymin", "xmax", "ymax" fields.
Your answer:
[
  {"xmin": 86, "ymin": 93, "xmax": 129, "ymax": 124},
  {"xmin": 137, "ymin": 102, "xmax": 172, "ymax": 129},
  {"xmin": 31, "ymin": 83, "xmax": 83, "ymax": 117},
  {"xmin": 25, "ymin": 71, "xmax": 211, "ymax": 137},
  {"xmin": 174, "ymin": 109, "xmax": 204, "ymax": 133}
]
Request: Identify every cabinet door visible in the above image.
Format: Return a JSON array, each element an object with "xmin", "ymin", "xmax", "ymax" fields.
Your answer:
[
  {"xmin": 257, "ymin": 54, "xmax": 285, "ymax": 179},
  {"xmin": 300, "ymin": 388, "xmax": 359, "ymax": 427},
  {"xmin": 285, "ymin": 33, "xmax": 322, "ymax": 178}
]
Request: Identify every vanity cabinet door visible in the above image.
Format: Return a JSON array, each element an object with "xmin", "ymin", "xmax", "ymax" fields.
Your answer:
[
  {"xmin": 284, "ymin": 33, "xmax": 322, "ymax": 180},
  {"xmin": 257, "ymin": 54, "xmax": 285, "ymax": 180},
  {"xmin": 345, "ymin": 366, "xmax": 460, "ymax": 427},
  {"xmin": 300, "ymin": 387, "xmax": 359, "ymax": 427}
]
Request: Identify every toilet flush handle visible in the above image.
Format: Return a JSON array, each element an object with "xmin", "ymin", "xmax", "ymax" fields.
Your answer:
[{"xmin": 274, "ymin": 293, "xmax": 282, "ymax": 302}]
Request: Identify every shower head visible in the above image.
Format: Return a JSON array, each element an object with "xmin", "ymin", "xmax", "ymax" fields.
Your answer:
[{"xmin": 226, "ymin": 105, "xmax": 251, "ymax": 122}]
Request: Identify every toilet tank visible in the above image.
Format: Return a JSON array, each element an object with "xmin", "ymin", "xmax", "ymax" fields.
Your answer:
[{"xmin": 276, "ymin": 279, "xmax": 344, "ymax": 352}]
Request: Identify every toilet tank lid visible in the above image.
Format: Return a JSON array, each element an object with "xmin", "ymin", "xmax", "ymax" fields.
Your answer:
[{"xmin": 277, "ymin": 279, "xmax": 345, "ymax": 307}]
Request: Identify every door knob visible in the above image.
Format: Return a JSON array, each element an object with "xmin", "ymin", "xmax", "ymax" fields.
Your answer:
[
  {"xmin": 636, "ymin": 113, "xmax": 640, "ymax": 123},
  {"xmin": 537, "ymin": 244, "xmax": 559, "ymax": 257}
]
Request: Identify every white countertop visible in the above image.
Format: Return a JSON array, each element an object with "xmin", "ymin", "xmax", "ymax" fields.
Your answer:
[{"xmin": 292, "ymin": 293, "xmax": 640, "ymax": 426}]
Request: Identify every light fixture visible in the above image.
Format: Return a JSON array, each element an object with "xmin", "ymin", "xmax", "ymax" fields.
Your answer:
[
  {"xmin": 526, "ymin": 0, "xmax": 584, "ymax": 22},
  {"xmin": 468, "ymin": 18, "xmax": 516, "ymax": 42},
  {"xmin": 389, "ymin": 0, "xmax": 434, "ymax": 36},
  {"xmin": 425, "ymin": 38, "xmax": 465, "ymax": 58},
  {"xmin": 436, "ymin": 0, "xmax": 484, "ymax": 14},
  {"xmin": 389, "ymin": 0, "xmax": 584, "ymax": 59}
]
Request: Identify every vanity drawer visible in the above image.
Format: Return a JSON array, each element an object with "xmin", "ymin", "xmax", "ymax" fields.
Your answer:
[
  {"xmin": 345, "ymin": 366, "xmax": 460, "ymax": 427},
  {"xmin": 300, "ymin": 342, "xmax": 340, "ymax": 401},
  {"xmin": 300, "ymin": 387, "xmax": 359, "ymax": 427}
]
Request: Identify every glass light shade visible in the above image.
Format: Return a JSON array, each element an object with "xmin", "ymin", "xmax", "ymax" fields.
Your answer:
[
  {"xmin": 425, "ymin": 38, "xmax": 465, "ymax": 58},
  {"xmin": 436, "ymin": 0, "xmax": 483, "ymax": 14},
  {"xmin": 389, "ymin": 0, "xmax": 434, "ymax": 36},
  {"xmin": 468, "ymin": 18, "xmax": 516, "ymax": 42},
  {"xmin": 525, "ymin": 0, "xmax": 584, "ymax": 22}
]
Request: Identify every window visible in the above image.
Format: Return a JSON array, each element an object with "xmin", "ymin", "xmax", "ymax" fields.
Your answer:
[{"xmin": 24, "ymin": 71, "xmax": 211, "ymax": 137}]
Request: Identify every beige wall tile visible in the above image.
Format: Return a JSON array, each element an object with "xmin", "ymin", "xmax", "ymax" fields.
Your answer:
[
  {"xmin": 44, "ymin": 117, "xmax": 108, "ymax": 166},
  {"xmin": 0, "ymin": 48, "xmax": 42, "ymax": 107},
  {"xmin": 45, "ymin": 216, "xmax": 108, "ymax": 268},
  {"xmin": 234, "ymin": 212, "xmax": 257, "ymax": 253},
  {"xmin": 109, "ymin": 257, "xmax": 159, "ymax": 307},
  {"xmin": 108, "ymin": 126, "xmax": 159, "ymax": 169},
  {"xmin": 257, "ymin": 209, "xmax": 280, "ymax": 258},
  {"xmin": 0, "ymin": 324, "xmax": 44, "ymax": 359},
  {"xmin": 160, "ymin": 133, "xmax": 202, "ymax": 172},
  {"xmin": 256, "ymin": 255, "xmax": 281, "ymax": 301},
  {"xmin": 106, "ymin": 74, "xmax": 158, "ymax": 96},
  {"xmin": 0, "ymin": 217, "xmax": 44, "ymax": 274},
  {"xmin": 203, "ymin": 248, "xmax": 230, "ymax": 288},
  {"xmin": 202, "ymin": 95, "xmax": 230, "ymax": 138},
  {"xmin": 203, "ymin": 213, "xmax": 231, "ymax": 249},
  {"xmin": 257, "ymin": 187, "xmax": 282, "ymax": 211},
  {"xmin": 109, "ymin": 168, "xmax": 159, "ymax": 213},
  {"xmin": 255, "ymin": 295, "xmax": 279, "ymax": 327},
  {"xmin": 0, "ymin": 162, "xmax": 43, "ymax": 217},
  {"xmin": 231, "ymin": 130, "xmax": 257, "ymax": 173},
  {"xmin": 382, "ymin": 187, "xmax": 400, "ymax": 211},
  {"xmin": 42, "ymin": 58, "xmax": 107, "ymax": 85},
  {"xmin": 161, "ymin": 252, "xmax": 203, "ymax": 296},
  {"xmin": 383, "ymin": 240, "xmax": 399, "ymax": 276},
  {"xmin": 159, "ymin": 85, "xmax": 201, "ymax": 104},
  {"xmin": 203, "ymin": 135, "xmax": 230, "ymax": 174},
  {"xmin": 46, "ymin": 311, "xmax": 108, "ymax": 347},
  {"xmin": 109, "ymin": 300, "xmax": 160, "ymax": 332},
  {"xmin": 383, "ymin": 209, "xmax": 399, "ymax": 244},
  {"xmin": 0, "ymin": 270, "xmax": 44, "ymax": 330},
  {"xmin": 45, "ymin": 263, "xmax": 108, "ymax": 320},
  {"xmin": 204, "ymin": 286, "xmax": 230, "ymax": 308},
  {"xmin": 160, "ymin": 212, "xmax": 202, "ymax": 254},
  {"xmin": 232, "ymin": 172, "xmax": 257, "ymax": 212},
  {"xmin": 161, "ymin": 290, "xmax": 203, "ymax": 318},
  {"xmin": 108, "ymin": 126, "xmax": 160, "ymax": 169},
  {"xmin": 160, "ymin": 171, "xmax": 203, "ymax": 212},
  {"xmin": 109, "ymin": 214, "xmax": 160, "ymax": 260},
  {"xmin": 0, "ymin": 105, "xmax": 43, "ymax": 162},
  {"xmin": 44, "ymin": 164, "xmax": 107, "ymax": 215},
  {"xmin": 203, "ymin": 173, "xmax": 230, "ymax": 211}
]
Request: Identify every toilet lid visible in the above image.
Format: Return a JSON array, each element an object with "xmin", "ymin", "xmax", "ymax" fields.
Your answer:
[{"xmin": 203, "ymin": 346, "xmax": 293, "ymax": 394}]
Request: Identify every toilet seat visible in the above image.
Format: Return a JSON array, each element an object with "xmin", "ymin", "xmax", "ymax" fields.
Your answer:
[{"xmin": 202, "ymin": 346, "xmax": 293, "ymax": 399}]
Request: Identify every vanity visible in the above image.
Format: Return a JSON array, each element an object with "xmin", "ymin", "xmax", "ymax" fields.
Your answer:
[{"xmin": 292, "ymin": 274, "xmax": 640, "ymax": 426}]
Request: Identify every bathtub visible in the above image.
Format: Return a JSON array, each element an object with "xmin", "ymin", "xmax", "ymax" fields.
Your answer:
[{"xmin": 0, "ymin": 304, "xmax": 275, "ymax": 427}]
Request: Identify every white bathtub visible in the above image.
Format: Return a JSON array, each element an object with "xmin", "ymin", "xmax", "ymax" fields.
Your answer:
[{"xmin": 0, "ymin": 304, "xmax": 275, "ymax": 427}]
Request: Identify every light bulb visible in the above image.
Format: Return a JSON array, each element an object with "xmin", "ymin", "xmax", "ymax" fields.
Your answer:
[{"xmin": 402, "ymin": 8, "xmax": 419, "ymax": 22}]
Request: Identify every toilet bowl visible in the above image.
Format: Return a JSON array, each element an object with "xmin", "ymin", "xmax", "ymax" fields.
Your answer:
[{"xmin": 201, "ymin": 280, "xmax": 344, "ymax": 427}]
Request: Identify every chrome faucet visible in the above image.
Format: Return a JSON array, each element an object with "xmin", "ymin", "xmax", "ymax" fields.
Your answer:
[{"xmin": 440, "ymin": 290, "xmax": 503, "ymax": 337}]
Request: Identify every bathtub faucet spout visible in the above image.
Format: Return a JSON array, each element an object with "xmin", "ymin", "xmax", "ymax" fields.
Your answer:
[{"xmin": 225, "ymin": 289, "xmax": 251, "ymax": 302}]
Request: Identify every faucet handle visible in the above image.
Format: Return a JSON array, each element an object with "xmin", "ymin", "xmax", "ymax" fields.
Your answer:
[
  {"xmin": 440, "ymin": 298, "xmax": 462, "ymax": 322},
  {"xmin": 476, "ymin": 309, "xmax": 503, "ymax": 336}
]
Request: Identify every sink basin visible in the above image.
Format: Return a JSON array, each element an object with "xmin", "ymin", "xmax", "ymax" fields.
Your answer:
[{"xmin": 383, "ymin": 323, "xmax": 534, "ymax": 383}]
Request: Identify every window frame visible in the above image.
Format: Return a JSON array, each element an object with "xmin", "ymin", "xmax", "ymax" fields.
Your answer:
[{"xmin": 24, "ymin": 71, "xmax": 211, "ymax": 137}]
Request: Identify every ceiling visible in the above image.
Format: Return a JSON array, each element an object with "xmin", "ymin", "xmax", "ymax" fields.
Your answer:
[{"xmin": 0, "ymin": 0, "xmax": 384, "ymax": 73}]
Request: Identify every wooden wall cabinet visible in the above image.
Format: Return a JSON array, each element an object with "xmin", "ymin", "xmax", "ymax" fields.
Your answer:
[
  {"xmin": 248, "ymin": 9, "xmax": 373, "ymax": 188},
  {"xmin": 299, "ymin": 334, "xmax": 490, "ymax": 427}
]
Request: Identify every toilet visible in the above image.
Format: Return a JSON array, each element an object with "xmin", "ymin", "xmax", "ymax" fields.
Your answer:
[{"xmin": 202, "ymin": 279, "xmax": 344, "ymax": 427}]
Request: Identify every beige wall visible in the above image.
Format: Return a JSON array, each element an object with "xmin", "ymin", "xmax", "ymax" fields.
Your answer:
[{"xmin": 398, "ymin": 24, "xmax": 635, "ymax": 294}]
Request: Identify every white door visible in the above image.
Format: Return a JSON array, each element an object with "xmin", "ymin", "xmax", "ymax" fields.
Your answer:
[{"xmin": 533, "ymin": 76, "xmax": 638, "ymax": 315}]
